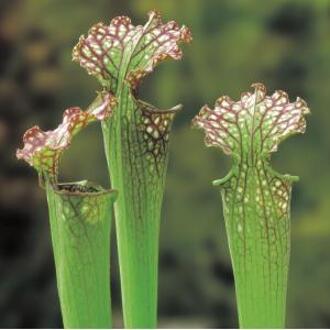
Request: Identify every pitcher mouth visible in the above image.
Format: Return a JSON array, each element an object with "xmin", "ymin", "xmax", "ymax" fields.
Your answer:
[{"xmin": 49, "ymin": 180, "xmax": 118, "ymax": 197}]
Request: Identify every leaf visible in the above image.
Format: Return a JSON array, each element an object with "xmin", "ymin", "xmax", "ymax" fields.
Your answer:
[
  {"xmin": 72, "ymin": 12, "xmax": 191, "ymax": 327},
  {"xmin": 16, "ymin": 92, "xmax": 116, "ymax": 181},
  {"xmin": 72, "ymin": 11, "xmax": 192, "ymax": 91},
  {"xmin": 136, "ymin": 100, "xmax": 182, "ymax": 173},
  {"xmin": 193, "ymin": 83, "xmax": 310, "ymax": 328},
  {"xmin": 46, "ymin": 180, "xmax": 117, "ymax": 328},
  {"xmin": 192, "ymin": 83, "xmax": 310, "ymax": 158}
]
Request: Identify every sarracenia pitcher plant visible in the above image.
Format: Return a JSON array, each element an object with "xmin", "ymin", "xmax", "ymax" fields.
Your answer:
[
  {"xmin": 16, "ymin": 93, "xmax": 118, "ymax": 328},
  {"xmin": 193, "ymin": 83, "xmax": 310, "ymax": 328},
  {"xmin": 72, "ymin": 11, "xmax": 191, "ymax": 328}
]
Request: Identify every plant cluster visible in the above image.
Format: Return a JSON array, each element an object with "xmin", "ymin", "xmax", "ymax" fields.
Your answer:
[{"xmin": 16, "ymin": 11, "xmax": 309, "ymax": 329}]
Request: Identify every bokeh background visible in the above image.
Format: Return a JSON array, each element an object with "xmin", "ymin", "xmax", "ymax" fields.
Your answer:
[{"xmin": 0, "ymin": 0, "xmax": 329, "ymax": 328}]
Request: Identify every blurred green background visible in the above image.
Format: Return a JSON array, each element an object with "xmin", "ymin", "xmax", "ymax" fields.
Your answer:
[{"xmin": 0, "ymin": 0, "xmax": 329, "ymax": 328}]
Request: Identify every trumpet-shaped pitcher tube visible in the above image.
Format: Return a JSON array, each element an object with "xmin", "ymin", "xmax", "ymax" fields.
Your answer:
[
  {"xmin": 17, "ymin": 93, "xmax": 117, "ymax": 328},
  {"xmin": 193, "ymin": 83, "xmax": 310, "ymax": 328},
  {"xmin": 73, "ymin": 11, "xmax": 191, "ymax": 328},
  {"xmin": 46, "ymin": 181, "xmax": 117, "ymax": 328}
]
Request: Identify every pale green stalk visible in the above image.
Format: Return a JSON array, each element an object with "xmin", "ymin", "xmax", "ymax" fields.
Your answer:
[
  {"xmin": 46, "ymin": 181, "xmax": 117, "ymax": 328},
  {"xmin": 193, "ymin": 83, "xmax": 310, "ymax": 328},
  {"xmin": 16, "ymin": 93, "xmax": 116, "ymax": 328},
  {"xmin": 72, "ymin": 11, "xmax": 191, "ymax": 328}
]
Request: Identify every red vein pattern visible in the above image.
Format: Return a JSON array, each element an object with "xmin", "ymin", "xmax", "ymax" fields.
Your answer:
[
  {"xmin": 193, "ymin": 83, "xmax": 310, "ymax": 328},
  {"xmin": 72, "ymin": 11, "xmax": 192, "ymax": 90},
  {"xmin": 136, "ymin": 101, "xmax": 181, "ymax": 174},
  {"xmin": 16, "ymin": 92, "xmax": 116, "ymax": 180},
  {"xmin": 192, "ymin": 83, "xmax": 310, "ymax": 157}
]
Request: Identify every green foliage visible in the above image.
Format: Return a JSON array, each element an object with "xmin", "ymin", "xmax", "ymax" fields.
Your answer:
[
  {"xmin": 193, "ymin": 83, "xmax": 310, "ymax": 328},
  {"xmin": 5, "ymin": 0, "xmax": 330, "ymax": 327},
  {"xmin": 46, "ymin": 181, "xmax": 117, "ymax": 328},
  {"xmin": 16, "ymin": 56, "xmax": 117, "ymax": 328},
  {"xmin": 72, "ymin": 12, "xmax": 191, "ymax": 328}
]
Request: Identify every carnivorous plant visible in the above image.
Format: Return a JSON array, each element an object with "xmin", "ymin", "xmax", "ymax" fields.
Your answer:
[
  {"xmin": 16, "ymin": 92, "xmax": 117, "ymax": 328},
  {"xmin": 193, "ymin": 83, "xmax": 310, "ymax": 328},
  {"xmin": 72, "ymin": 11, "xmax": 191, "ymax": 328}
]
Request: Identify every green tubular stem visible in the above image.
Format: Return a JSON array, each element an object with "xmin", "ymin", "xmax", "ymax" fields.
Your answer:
[
  {"xmin": 102, "ymin": 85, "xmax": 180, "ymax": 328},
  {"xmin": 71, "ymin": 12, "xmax": 190, "ymax": 327},
  {"xmin": 214, "ymin": 162, "xmax": 297, "ymax": 328},
  {"xmin": 193, "ymin": 83, "xmax": 309, "ymax": 328},
  {"xmin": 46, "ymin": 180, "xmax": 117, "ymax": 329}
]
